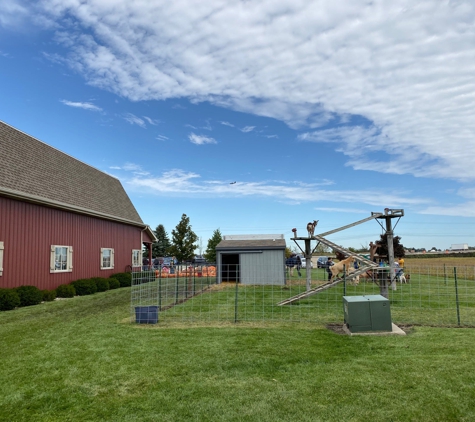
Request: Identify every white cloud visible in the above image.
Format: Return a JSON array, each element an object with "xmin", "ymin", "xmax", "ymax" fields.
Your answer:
[
  {"xmin": 220, "ymin": 121, "xmax": 234, "ymax": 127},
  {"xmin": 122, "ymin": 162, "xmax": 143, "ymax": 171},
  {"xmin": 29, "ymin": 1, "xmax": 475, "ymax": 180},
  {"xmin": 125, "ymin": 168, "xmax": 430, "ymax": 208},
  {"xmin": 0, "ymin": 0, "xmax": 29, "ymax": 28},
  {"xmin": 314, "ymin": 207, "xmax": 368, "ymax": 214},
  {"xmin": 60, "ymin": 99, "xmax": 102, "ymax": 111},
  {"xmin": 143, "ymin": 116, "xmax": 159, "ymax": 125},
  {"xmin": 123, "ymin": 113, "xmax": 145, "ymax": 128},
  {"xmin": 188, "ymin": 133, "xmax": 217, "ymax": 145},
  {"xmin": 156, "ymin": 134, "xmax": 169, "ymax": 141},
  {"xmin": 241, "ymin": 126, "xmax": 255, "ymax": 133},
  {"xmin": 419, "ymin": 203, "xmax": 475, "ymax": 218}
]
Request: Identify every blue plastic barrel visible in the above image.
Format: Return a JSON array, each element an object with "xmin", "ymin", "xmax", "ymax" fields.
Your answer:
[{"xmin": 135, "ymin": 306, "xmax": 159, "ymax": 324}]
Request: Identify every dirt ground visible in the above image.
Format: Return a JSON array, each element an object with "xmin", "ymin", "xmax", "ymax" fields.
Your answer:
[{"xmin": 326, "ymin": 323, "xmax": 414, "ymax": 335}]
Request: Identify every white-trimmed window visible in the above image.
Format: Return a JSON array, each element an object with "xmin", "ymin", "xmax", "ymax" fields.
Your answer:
[
  {"xmin": 0, "ymin": 241, "xmax": 4, "ymax": 276},
  {"xmin": 50, "ymin": 245, "xmax": 73, "ymax": 273},
  {"xmin": 132, "ymin": 249, "xmax": 141, "ymax": 268},
  {"xmin": 101, "ymin": 248, "xmax": 114, "ymax": 270}
]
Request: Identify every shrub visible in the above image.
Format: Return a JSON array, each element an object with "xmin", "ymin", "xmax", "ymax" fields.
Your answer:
[
  {"xmin": 71, "ymin": 279, "xmax": 97, "ymax": 296},
  {"xmin": 56, "ymin": 284, "xmax": 76, "ymax": 298},
  {"xmin": 42, "ymin": 289, "xmax": 57, "ymax": 302},
  {"xmin": 108, "ymin": 277, "xmax": 120, "ymax": 290},
  {"xmin": 92, "ymin": 277, "xmax": 110, "ymax": 292},
  {"xmin": 110, "ymin": 272, "xmax": 132, "ymax": 288},
  {"xmin": 15, "ymin": 285, "xmax": 43, "ymax": 307},
  {"xmin": 0, "ymin": 289, "xmax": 20, "ymax": 311}
]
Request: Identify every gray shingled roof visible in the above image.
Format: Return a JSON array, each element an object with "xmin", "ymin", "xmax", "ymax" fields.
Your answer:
[
  {"xmin": 0, "ymin": 120, "xmax": 143, "ymax": 225},
  {"xmin": 216, "ymin": 239, "xmax": 286, "ymax": 250}
]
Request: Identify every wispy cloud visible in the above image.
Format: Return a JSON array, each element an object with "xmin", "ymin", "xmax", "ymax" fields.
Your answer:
[
  {"xmin": 110, "ymin": 162, "xmax": 148, "ymax": 175},
  {"xmin": 202, "ymin": 120, "xmax": 212, "ymax": 131},
  {"xmin": 188, "ymin": 133, "xmax": 217, "ymax": 145},
  {"xmin": 143, "ymin": 116, "xmax": 159, "ymax": 125},
  {"xmin": 125, "ymin": 168, "xmax": 430, "ymax": 209},
  {"xmin": 123, "ymin": 113, "xmax": 146, "ymax": 128},
  {"xmin": 60, "ymin": 100, "xmax": 102, "ymax": 112},
  {"xmin": 156, "ymin": 135, "xmax": 169, "ymax": 141},
  {"xmin": 314, "ymin": 207, "xmax": 368, "ymax": 214},
  {"xmin": 0, "ymin": 1, "xmax": 29, "ymax": 28},
  {"xmin": 23, "ymin": 1, "xmax": 475, "ymax": 181},
  {"xmin": 220, "ymin": 121, "xmax": 234, "ymax": 127},
  {"xmin": 241, "ymin": 126, "xmax": 255, "ymax": 133}
]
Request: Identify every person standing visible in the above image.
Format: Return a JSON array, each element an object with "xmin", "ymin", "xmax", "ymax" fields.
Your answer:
[
  {"xmin": 286, "ymin": 254, "xmax": 296, "ymax": 277},
  {"xmin": 296, "ymin": 255, "xmax": 302, "ymax": 278},
  {"xmin": 326, "ymin": 257, "xmax": 334, "ymax": 281},
  {"xmin": 170, "ymin": 256, "xmax": 176, "ymax": 274}
]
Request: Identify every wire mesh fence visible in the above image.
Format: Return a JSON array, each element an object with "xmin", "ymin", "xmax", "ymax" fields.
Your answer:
[{"xmin": 130, "ymin": 264, "xmax": 475, "ymax": 327}]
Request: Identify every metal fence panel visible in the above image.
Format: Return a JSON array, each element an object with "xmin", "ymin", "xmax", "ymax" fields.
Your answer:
[{"xmin": 131, "ymin": 264, "xmax": 475, "ymax": 326}]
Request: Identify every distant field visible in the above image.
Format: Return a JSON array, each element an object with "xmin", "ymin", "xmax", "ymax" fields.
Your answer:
[{"xmin": 405, "ymin": 256, "xmax": 475, "ymax": 267}]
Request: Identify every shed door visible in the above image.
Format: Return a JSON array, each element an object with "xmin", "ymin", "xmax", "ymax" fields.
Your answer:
[{"xmin": 221, "ymin": 254, "xmax": 240, "ymax": 282}]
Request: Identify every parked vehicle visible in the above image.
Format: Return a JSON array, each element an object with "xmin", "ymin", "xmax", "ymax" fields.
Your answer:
[
  {"xmin": 317, "ymin": 256, "xmax": 329, "ymax": 268},
  {"xmin": 192, "ymin": 256, "xmax": 207, "ymax": 265},
  {"xmin": 159, "ymin": 257, "xmax": 176, "ymax": 267},
  {"xmin": 297, "ymin": 254, "xmax": 313, "ymax": 269}
]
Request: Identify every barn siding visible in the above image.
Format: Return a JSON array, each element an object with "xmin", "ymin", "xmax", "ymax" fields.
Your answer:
[
  {"xmin": 0, "ymin": 196, "xmax": 145, "ymax": 290},
  {"xmin": 240, "ymin": 250, "xmax": 286, "ymax": 285}
]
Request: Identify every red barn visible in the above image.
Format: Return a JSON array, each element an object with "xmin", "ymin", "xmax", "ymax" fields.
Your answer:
[{"xmin": 0, "ymin": 120, "xmax": 156, "ymax": 290}]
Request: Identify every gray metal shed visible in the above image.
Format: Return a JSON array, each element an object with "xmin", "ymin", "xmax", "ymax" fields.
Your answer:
[{"xmin": 216, "ymin": 234, "xmax": 286, "ymax": 285}]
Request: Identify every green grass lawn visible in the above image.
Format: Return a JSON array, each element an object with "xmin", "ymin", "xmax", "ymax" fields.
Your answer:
[
  {"xmin": 1, "ymin": 288, "xmax": 475, "ymax": 421},
  {"xmin": 149, "ymin": 267, "xmax": 475, "ymax": 327}
]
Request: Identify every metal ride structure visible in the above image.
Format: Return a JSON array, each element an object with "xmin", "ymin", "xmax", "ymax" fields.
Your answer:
[{"xmin": 278, "ymin": 208, "xmax": 404, "ymax": 306}]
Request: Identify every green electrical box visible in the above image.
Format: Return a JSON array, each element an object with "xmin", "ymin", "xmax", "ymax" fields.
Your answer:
[{"xmin": 343, "ymin": 295, "xmax": 392, "ymax": 333}]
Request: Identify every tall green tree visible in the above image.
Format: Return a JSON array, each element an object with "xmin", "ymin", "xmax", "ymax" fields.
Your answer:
[
  {"xmin": 376, "ymin": 233, "xmax": 405, "ymax": 259},
  {"xmin": 204, "ymin": 228, "xmax": 223, "ymax": 263},
  {"xmin": 168, "ymin": 214, "xmax": 198, "ymax": 263},
  {"xmin": 152, "ymin": 224, "xmax": 171, "ymax": 258}
]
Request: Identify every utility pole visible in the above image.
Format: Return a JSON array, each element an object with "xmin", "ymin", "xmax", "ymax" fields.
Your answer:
[{"xmin": 376, "ymin": 209, "xmax": 404, "ymax": 298}]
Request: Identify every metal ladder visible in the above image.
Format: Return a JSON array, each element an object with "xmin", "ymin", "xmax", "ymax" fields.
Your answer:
[{"xmin": 278, "ymin": 233, "xmax": 379, "ymax": 306}]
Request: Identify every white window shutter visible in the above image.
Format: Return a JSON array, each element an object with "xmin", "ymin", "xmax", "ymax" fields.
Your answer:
[
  {"xmin": 50, "ymin": 245, "xmax": 56, "ymax": 272},
  {"xmin": 0, "ymin": 241, "xmax": 4, "ymax": 276},
  {"xmin": 68, "ymin": 246, "xmax": 73, "ymax": 272},
  {"xmin": 111, "ymin": 249, "xmax": 115, "ymax": 269},
  {"xmin": 100, "ymin": 248, "xmax": 105, "ymax": 269}
]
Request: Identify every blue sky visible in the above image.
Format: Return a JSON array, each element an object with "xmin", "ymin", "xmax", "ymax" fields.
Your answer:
[{"xmin": 1, "ymin": 0, "xmax": 475, "ymax": 252}]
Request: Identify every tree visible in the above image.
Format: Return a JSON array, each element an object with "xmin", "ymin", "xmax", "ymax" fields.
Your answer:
[
  {"xmin": 152, "ymin": 224, "xmax": 171, "ymax": 258},
  {"xmin": 375, "ymin": 233, "xmax": 405, "ymax": 259},
  {"xmin": 204, "ymin": 228, "xmax": 222, "ymax": 263},
  {"xmin": 314, "ymin": 243, "xmax": 330, "ymax": 255},
  {"xmin": 168, "ymin": 214, "xmax": 198, "ymax": 263}
]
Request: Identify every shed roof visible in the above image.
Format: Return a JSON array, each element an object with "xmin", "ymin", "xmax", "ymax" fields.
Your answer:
[
  {"xmin": 0, "ymin": 120, "xmax": 145, "ymax": 227},
  {"xmin": 216, "ymin": 239, "xmax": 286, "ymax": 250}
]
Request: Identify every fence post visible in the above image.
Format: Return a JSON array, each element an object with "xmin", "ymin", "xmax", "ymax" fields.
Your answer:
[
  {"xmin": 343, "ymin": 264, "xmax": 346, "ymax": 296},
  {"xmin": 193, "ymin": 270, "xmax": 196, "ymax": 296},
  {"xmin": 454, "ymin": 267, "xmax": 461, "ymax": 326},
  {"xmin": 158, "ymin": 275, "xmax": 162, "ymax": 311},
  {"xmin": 234, "ymin": 279, "xmax": 239, "ymax": 323},
  {"xmin": 175, "ymin": 275, "xmax": 179, "ymax": 305}
]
